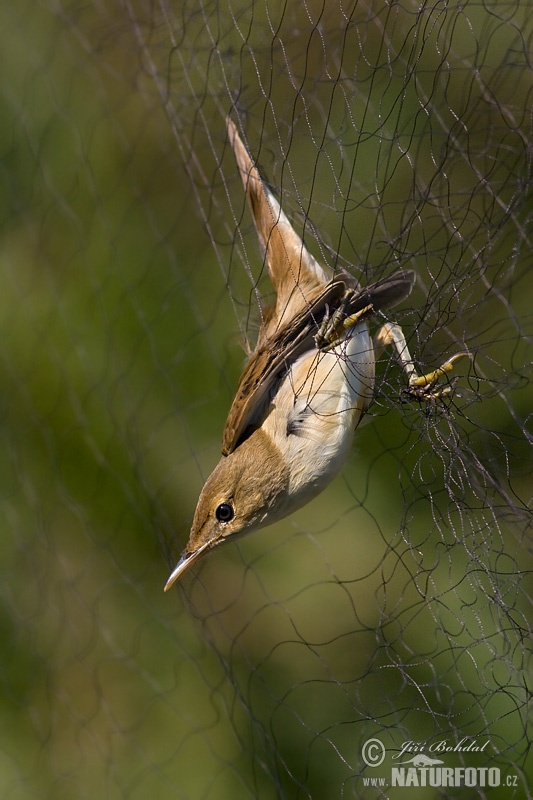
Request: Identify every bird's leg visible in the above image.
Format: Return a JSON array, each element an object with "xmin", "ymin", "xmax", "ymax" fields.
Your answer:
[
  {"xmin": 315, "ymin": 289, "xmax": 374, "ymax": 352},
  {"xmin": 373, "ymin": 322, "xmax": 471, "ymax": 400}
]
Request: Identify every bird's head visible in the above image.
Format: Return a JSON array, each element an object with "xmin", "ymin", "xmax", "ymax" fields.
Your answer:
[{"xmin": 164, "ymin": 428, "xmax": 289, "ymax": 589}]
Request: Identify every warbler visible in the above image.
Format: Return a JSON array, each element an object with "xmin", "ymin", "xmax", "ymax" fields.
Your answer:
[{"xmin": 164, "ymin": 118, "xmax": 467, "ymax": 589}]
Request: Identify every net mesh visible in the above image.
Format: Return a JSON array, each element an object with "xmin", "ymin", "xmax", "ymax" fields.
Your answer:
[{"xmin": 1, "ymin": 1, "xmax": 531, "ymax": 798}]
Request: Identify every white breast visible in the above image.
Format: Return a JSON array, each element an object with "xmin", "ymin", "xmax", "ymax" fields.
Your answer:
[{"xmin": 263, "ymin": 321, "xmax": 375, "ymax": 506}]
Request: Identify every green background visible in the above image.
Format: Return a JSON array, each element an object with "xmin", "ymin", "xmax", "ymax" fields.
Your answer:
[{"xmin": 1, "ymin": 2, "xmax": 531, "ymax": 798}]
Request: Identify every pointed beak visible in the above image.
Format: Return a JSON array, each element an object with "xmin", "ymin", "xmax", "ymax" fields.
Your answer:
[{"xmin": 163, "ymin": 541, "xmax": 212, "ymax": 591}]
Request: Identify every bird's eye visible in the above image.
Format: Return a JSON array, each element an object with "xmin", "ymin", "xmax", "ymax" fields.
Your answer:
[{"xmin": 215, "ymin": 502, "xmax": 235, "ymax": 523}]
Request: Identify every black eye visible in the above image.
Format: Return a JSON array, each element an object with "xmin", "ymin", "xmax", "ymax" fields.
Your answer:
[{"xmin": 215, "ymin": 502, "xmax": 234, "ymax": 523}]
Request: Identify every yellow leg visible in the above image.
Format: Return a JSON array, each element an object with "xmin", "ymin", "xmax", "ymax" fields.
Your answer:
[
  {"xmin": 315, "ymin": 292, "xmax": 374, "ymax": 352},
  {"xmin": 374, "ymin": 322, "xmax": 471, "ymax": 400},
  {"xmin": 409, "ymin": 352, "xmax": 470, "ymax": 388}
]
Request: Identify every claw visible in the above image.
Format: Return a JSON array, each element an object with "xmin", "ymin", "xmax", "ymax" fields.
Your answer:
[
  {"xmin": 406, "ymin": 351, "xmax": 472, "ymax": 401},
  {"xmin": 315, "ymin": 295, "xmax": 374, "ymax": 352}
]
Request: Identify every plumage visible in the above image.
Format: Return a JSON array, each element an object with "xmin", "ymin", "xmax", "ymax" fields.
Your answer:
[{"xmin": 164, "ymin": 118, "xmax": 466, "ymax": 590}]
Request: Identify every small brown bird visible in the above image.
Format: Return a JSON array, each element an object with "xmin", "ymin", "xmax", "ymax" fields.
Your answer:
[{"xmin": 164, "ymin": 118, "xmax": 467, "ymax": 589}]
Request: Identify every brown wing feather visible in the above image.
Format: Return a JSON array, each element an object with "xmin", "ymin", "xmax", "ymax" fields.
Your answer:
[
  {"xmin": 221, "ymin": 280, "xmax": 346, "ymax": 455},
  {"xmin": 221, "ymin": 270, "xmax": 415, "ymax": 455},
  {"xmin": 224, "ymin": 118, "xmax": 416, "ymax": 457}
]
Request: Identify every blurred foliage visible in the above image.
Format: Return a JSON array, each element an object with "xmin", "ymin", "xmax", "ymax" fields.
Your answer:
[{"xmin": 0, "ymin": 1, "xmax": 532, "ymax": 799}]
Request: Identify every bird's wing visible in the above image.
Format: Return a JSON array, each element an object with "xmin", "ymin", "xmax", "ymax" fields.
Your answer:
[
  {"xmin": 221, "ymin": 270, "xmax": 415, "ymax": 455},
  {"xmin": 350, "ymin": 270, "xmax": 416, "ymax": 313},
  {"xmin": 225, "ymin": 118, "xmax": 416, "ymax": 455},
  {"xmin": 221, "ymin": 280, "xmax": 346, "ymax": 455}
]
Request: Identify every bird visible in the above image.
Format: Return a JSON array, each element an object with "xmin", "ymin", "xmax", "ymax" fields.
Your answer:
[{"xmin": 164, "ymin": 117, "xmax": 468, "ymax": 589}]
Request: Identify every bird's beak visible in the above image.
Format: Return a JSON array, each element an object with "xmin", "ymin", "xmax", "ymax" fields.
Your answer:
[{"xmin": 164, "ymin": 541, "xmax": 212, "ymax": 591}]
